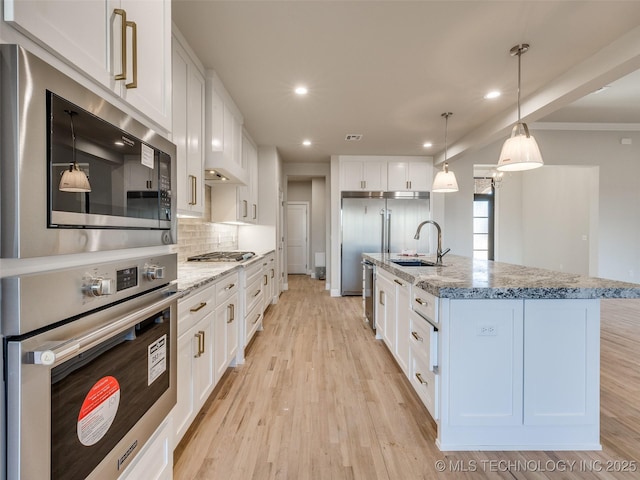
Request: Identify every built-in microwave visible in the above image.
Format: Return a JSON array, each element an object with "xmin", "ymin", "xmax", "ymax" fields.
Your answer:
[{"xmin": 0, "ymin": 45, "xmax": 177, "ymax": 259}]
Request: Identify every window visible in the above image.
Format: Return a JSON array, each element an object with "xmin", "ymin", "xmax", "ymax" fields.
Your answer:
[{"xmin": 473, "ymin": 178, "xmax": 495, "ymax": 260}]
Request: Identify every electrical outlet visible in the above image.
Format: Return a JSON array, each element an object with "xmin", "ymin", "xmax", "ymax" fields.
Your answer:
[{"xmin": 478, "ymin": 324, "xmax": 497, "ymax": 336}]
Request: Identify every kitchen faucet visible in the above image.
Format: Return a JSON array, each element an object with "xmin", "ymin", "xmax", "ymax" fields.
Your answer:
[{"xmin": 414, "ymin": 220, "xmax": 450, "ymax": 266}]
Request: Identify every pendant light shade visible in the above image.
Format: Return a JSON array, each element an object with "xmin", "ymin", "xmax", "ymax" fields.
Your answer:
[
  {"xmin": 432, "ymin": 112, "xmax": 459, "ymax": 193},
  {"xmin": 497, "ymin": 44, "xmax": 543, "ymax": 172},
  {"xmin": 59, "ymin": 109, "xmax": 91, "ymax": 193}
]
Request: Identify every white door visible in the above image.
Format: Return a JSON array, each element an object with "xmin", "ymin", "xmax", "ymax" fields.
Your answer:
[{"xmin": 287, "ymin": 203, "xmax": 308, "ymax": 274}]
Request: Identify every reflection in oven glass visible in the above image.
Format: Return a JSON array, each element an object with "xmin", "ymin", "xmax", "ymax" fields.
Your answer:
[{"xmin": 50, "ymin": 309, "xmax": 171, "ymax": 479}]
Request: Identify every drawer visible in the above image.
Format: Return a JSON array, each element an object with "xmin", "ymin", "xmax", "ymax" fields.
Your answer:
[
  {"xmin": 410, "ymin": 352, "xmax": 438, "ymax": 420},
  {"xmin": 244, "ymin": 261, "xmax": 262, "ymax": 286},
  {"xmin": 246, "ymin": 276, "xmax": 264, "ymax": 314},
  {"xmin": 216, "ymin": 272, "xmax": 239, "ymax": 304},
  {"xmin": 409, "ymin": 309, "xmax": 438, "ymax": 371},
  {"xmin": 412, "ymin": 288, "xmax": 438, "ymax": 323},
  {"xmin": 178, "ymin": 284, "xmax": 215, "ymax": 336},
  {"xmin": 245, "ymin": 296, "xmax": 263, "ymax": 345}
]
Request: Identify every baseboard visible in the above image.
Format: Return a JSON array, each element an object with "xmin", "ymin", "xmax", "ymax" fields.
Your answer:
[{"xmin": 330, "ymin": 289, "xmax": 341, "ymax": 297}]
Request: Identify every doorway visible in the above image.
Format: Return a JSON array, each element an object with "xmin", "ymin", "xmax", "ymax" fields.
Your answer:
[{"xmin": 287, "ymin": 202, "xmax": 309, "ymax": 274}]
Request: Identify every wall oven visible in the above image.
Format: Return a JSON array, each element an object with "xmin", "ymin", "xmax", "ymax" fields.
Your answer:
[
  {"xmin": 0, "ymin": 44, "xmax": 176, "ymax": 259},
  {"xmin": 2, "ymin": 253, "xmax": 178, "ymax": 479}
]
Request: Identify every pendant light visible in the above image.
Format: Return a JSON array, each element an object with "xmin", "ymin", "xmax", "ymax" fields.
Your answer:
[
  {"xmin": 497, "ymin": 44, "xmax": 543, "ymax": 171},
  {"xmin": 59, "ymin": 110, "xmax": 91, "ymax": 192},
  {"xmin": 432, "ymin": 112, "xmax": 459, "ymax": 193}
]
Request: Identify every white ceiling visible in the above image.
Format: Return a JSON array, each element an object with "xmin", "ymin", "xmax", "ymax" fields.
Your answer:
[{"xmin": 173, "ymin": 1, "xmax": 640, "ymax": 164}]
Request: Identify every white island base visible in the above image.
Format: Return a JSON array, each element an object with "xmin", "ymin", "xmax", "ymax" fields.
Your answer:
[{"xmin": 437, "ymin": 297, "xmax": 600, "ymax": 451}]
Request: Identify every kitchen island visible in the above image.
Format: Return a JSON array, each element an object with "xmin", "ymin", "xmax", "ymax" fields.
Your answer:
[{"xmin": 364, "ymin": 253, "xmax": 640, "ymax": 451}]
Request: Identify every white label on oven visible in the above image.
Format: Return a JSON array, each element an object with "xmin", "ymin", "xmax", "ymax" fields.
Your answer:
[
  {"xmin": 148, "ymin": 334, "xmax": 167, "ymax": 386},
  {"xmin": 77, "ymin": 376, "xmax": 121, "ymax": 446},
  {"xmin": 141, "ymin": 143, "xmax": 154, "ymax": 169}
]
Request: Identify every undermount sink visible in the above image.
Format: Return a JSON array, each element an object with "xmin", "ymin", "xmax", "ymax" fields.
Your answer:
[{"xmin": 391, "ymin": 258, "xmax": 440, "ymax": 267}]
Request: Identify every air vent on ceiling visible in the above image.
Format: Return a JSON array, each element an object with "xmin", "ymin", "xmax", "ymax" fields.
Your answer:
[{"xmin": 345, "ymin": 134, "xmax": 363, "ymax": 141}]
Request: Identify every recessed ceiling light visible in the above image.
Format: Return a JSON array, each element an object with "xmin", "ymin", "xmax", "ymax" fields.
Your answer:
[
  {"xmin": 302, "ymin": 139, "xmax": 312, "ymax": 146},
  {"xmin": 295, "ymin": 86, "xmax": 308, "ymax": 95},
  {"xmin": 423, "ymin": 142, "xmax": 433, "ymax": 148},
  {"xmin": 484, "ymin": 90, "xmax": 501, "ymax": 99}
]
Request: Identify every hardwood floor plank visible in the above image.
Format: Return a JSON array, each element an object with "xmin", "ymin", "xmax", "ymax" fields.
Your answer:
[{"xmin": 174, "ymin": 278, "xmax": 640, "ymax": 479}]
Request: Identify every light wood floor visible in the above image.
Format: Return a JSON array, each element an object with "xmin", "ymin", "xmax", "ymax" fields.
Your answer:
[{"xmin": 174, "ymin": 275, "xmax": 640, "ymax": 479}]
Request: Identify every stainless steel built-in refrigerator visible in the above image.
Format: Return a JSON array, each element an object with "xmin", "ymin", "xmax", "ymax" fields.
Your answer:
[{"xmin": 341, "ymin": 191, "xmax": 431, "ymax": 295}]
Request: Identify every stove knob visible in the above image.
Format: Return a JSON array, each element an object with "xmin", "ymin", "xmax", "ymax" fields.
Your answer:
[
  {"xmin": 144, "ymin": 265, "xmax": 165, "ymax": 281},
  {"xmin": 86, "ymin": 277, "xmax": 113, "ymax": 297}
]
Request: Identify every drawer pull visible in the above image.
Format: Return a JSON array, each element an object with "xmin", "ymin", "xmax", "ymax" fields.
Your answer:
[
  {"xmin": 194, "ymin": 331, "xmax": 205, "ymax": 358},
  {"xmin": 253, "ymin": 313, "xmax": 261, "ymax": 324},
  {"xmin": 415, "ymin": 297, "xmax": 428, "ymax": 306},
  {"xmin": 263, "ymin": 274, "xmax": 268, "ymax": 286},
  {"xmin": 394, "ymin": 279, "xmax": 404, "ymax": 286},
  {"xmin": 271, "ymin": 268, "xmax": 275, "ymax": 279},
  {"xmin": 190, "ymin": 302, "xmax": 207, "ymax": 313},
  {"xmin": 224, "ymin": 283, "xmax": 235, "ymax": 290},
  {"xmin": 227, "ymin": 303, "xmax": 235, "ymax": 323},
  {"xmin": 411, "ymin": 331, "xmax": 423, "ymax": 342},
  {"xmin": 253, "ymin": 289, "xmax": 261, "ymax": 298},
  {"xmin": 379, "ymin": 290, "xmax": 385, "ymax": 306},
  {"xmin": 415, "ymin": 372, "xmax": 428, "ymax": 386}
]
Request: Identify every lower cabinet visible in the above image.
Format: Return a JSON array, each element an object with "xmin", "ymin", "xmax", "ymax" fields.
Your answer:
[{"xmin": 119, "ymin": 418, "xmax": 173, "ymax": 480}]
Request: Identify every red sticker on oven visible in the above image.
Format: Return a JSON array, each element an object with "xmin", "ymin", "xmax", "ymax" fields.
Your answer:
[{"xmin": 77, "ymin": 376, "xmax": 120, "ymax": 446}]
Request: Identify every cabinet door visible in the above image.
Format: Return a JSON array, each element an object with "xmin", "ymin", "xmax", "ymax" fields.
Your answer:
[
  {"xmin": 213, "ymin": 302, "xmax": 228, "ymax": 383},
  {"xmin": 395, "ymin": 281, "xmax": 410, "ymax": 375},
  {"xmin": 226, "ymin": 293, "xmax": 239, "ymax": 363},
  {"xmin": 407, "ymin": 162, "xmax": 431, "ymax": 191},
  {"xmin": 172, "ymin": 40, "xmax": 190, "ymax": 214},
  {"xmin": 362, "ymin": 161, "xmax": 387, "ymax": 191},
  {"xmin": 340, "ymin": 160, "xmax": 364, "ymax": 190},
  {"xmin": 174, "ymin": 330, "xmax": 195, "ymax": 443},
  {"xmin": 387, "ymin": 162, "xmax": 409, "ymax": 191},
  {"xmin": 193, "ymin": 312, "xmax": 215, "ymax": 406},
  {"xmin": 117, "ymin": 0, "xmax": 171, "ymax": 130},
  {"xmin": 186, "ymin": 63, "xmax": 205, "ymax": 214},
  {"xmin": 4, "ymin": 0, "xmax": 110, "ymax": 85}
]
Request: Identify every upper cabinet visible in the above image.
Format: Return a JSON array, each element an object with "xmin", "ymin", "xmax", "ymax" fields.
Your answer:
[
  {"xmin": 387, "ymin": 160, "xmax": 433, "ymax": 192},
  {"xmin": 337, "ymin": 155, "xmax": 433, "ymax": 192},
  {"xmin": 172, "ymin": 31, "xmax": 205, "ymax": 217},
  {"xmin": 4, "ymin": 0, "xmax": 172, "ymax": 131},
  {"xmin": 339, "ymin": 157, "xmax": 387, "ymax": 191},
  {"xmin": 205, "ymin": 71, "xmax": 247, "ymax": 184}
]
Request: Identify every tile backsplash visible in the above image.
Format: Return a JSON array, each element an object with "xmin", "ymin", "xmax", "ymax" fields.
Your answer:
[{"xmin": 177, "ymin": 186, "xmax": 238, "ymax": 263}]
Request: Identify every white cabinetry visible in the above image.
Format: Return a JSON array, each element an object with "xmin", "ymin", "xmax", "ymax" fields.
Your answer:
[
  {"xmin": 237, "ymin": 133, "xmax": 259, "ymax": 223},
  {"xmin": 262, "ymin": 253, "xmax": 276, "ymax": 310},
  {"xmin": 388, "ymin": 161, "xmax": 432, "ymax": 191},
  {"xmin": 243, "ymin": 261, "xmax": 264, "ymax": 347},
  {"xmin": 340, "ymin": 157, "xmax": 387, "ymax": 191},
  {"xmin": 205, "ymin": 72, "xmax": 246, "ymax": 184},
  {"xmin": 395, "ymin": 278, "xmax": 410, "ymax": 375},
  {"xmin": 119, "ymin": 418, "xmax": 173, "ymax": 480},
  {"xmin": 375, "ymin": 270, "xmax": 395, "ymax": 349},
  {"xmin": 4, "ymin": 0, "xmax": 172, "ymax": 130},
  {"xmin": 172, "ymin": 32, "xmax": 205, "ymax": 216},
  {"xmin": 213, "ymin": 274, "xmax": 239, "ymax": 381}
]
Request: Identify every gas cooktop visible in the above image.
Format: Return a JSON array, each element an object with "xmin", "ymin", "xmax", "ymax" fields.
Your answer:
[{"xmin": 187, "ymin": 251, "xmax": 256, "ymax": 262}]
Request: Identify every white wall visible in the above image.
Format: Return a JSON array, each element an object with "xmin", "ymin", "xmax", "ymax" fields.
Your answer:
[
  {"xmin": 445, "ymin": 129, "xmax": 640, "ymax": 282},
  {"xmin": 311, "ymin": 177, "xmax": 326, "ymax": 274}
]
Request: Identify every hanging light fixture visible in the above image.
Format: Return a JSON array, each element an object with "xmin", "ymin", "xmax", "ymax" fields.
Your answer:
[
  {"xmin": 59, "ymin": 109, "xmax": 91, "ymax": 192},
  {"xmin": 432, "ymin": 112, "xmax": 459, "ymax": 193},
  {"xmin": 497, "ymin": 44, "xmax": 543, "ymax": 171}
]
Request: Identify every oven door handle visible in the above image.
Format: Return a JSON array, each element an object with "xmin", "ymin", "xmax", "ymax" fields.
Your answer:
[{"xmin": 27, "ymin": 292, "xmax": 178, "ymax": 367}]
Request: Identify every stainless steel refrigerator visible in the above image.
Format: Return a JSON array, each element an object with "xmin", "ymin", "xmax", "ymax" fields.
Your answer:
[{"xmin": 341, "ymin": 191, "xmax": 431, "ymax": 295}]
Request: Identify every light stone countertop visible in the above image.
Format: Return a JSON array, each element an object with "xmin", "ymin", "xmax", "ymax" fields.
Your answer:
[
  {"xmin": 364, "ymin": 253, "xmax": 640, "ymax": 299},
  {"xmin": 177, "ymin": 250, "xmax": 275, "ymax": 297}
]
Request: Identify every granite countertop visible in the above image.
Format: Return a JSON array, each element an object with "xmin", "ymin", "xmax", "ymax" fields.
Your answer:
[
  {"xmin": 364, "ymin": 253, "xmax": 640, "ymax": 300},
  {"xmin": 177, "ymin": 250, "xmax": 275, "ymax": 296}
]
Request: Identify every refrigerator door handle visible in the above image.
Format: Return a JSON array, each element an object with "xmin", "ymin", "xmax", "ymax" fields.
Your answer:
[
  {"xmin": 386, "ymin": 210, "xmax": 391, "ymax": 254},
  {"xmin": 380, "ymin": 209, "xmax": 386, "ymax": 254}
]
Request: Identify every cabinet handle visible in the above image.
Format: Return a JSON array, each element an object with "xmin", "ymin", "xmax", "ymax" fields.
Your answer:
[
  {"xmin": 194, "ymin": 331, "xmax": 205, "ymax": 358},
  {"xmin": 415, "ymin": 372, "xmax": 428, "ymax": 386},
  {"xmin": 263, "ymin": 274, "xmax": 268, "ymax": 286},
  {"xmin": 415, "ymin": 297, "xmax": 428, "ymax": 306},
  {"xmin": 190, "ymin": 301, "xmax": 207, "ymax": 313},
  {"xmin": 224, "ymin": 283, "xmax": 235, "ymax": 290},
  {"xmin": 271, "ymin": 268, "xmax": 275, "ymax": 279},
  {"xmin": 242, "ymin": 200, "xmax": 248, "ymax": 218},
  {"xmin": 188, "ymin": 175, "xmax": 197, "ymax": 205},
  {"xmin": 411, "ymin": 331, "xmax": 423, "ymax": 342},
  {"xmin": 125, "ymin": 19, "xmax": 137, "ymax": 88},
  {"xmin": 113, "ymin": 9, "xmax": 127, "ymax": 81},
  {"xmin": 253, "ymin": 204, "xmax": 257, "ymax": 220},
  {"xmin": 253, "ymin": 289, "xmax": 261, "ymax": 298},
  {"xmin": 227, "ymin": 303, "xmax": 235, "ymax": 323},
  {"xmin": 394, "ymin": 279, "xmax": 404, "ymax": 287},
  {"xmin": 409, "ymin": 180, "xmax": 412, "ymax": 189},
  {"xmin": 253, "ymin": 313, "xmax": 261, "ymax": 324},
  {"xmin": 379, "ymin": 290, "xmax": 385, "ymax": 306}
]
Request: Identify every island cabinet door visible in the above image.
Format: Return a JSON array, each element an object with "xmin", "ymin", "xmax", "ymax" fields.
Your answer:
[
  {"xmin": 446, "ymin": 299, "xmax": 524, "ymax": 426},
  {"xmin": 523, "ymin": 299, "xmax": 600, "ymax": 426}
]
